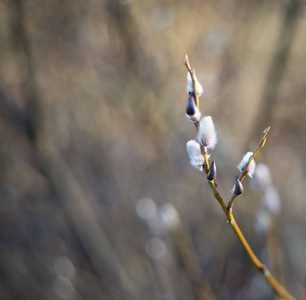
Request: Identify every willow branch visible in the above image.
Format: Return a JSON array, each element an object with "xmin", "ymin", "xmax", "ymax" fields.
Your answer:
[{"xmin": 184, "ymin": 55, "xmax": 295, "ymax": 300}]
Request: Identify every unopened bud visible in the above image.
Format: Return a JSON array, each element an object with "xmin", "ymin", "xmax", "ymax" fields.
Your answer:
[
  {"xmin": 186, "ymin": 93, "xmax": 196, "ymax": 115},
  {"xmin": 232, "ymin": 176, "xmax": 243, "ymax": 196},
  {"xmin": 207, "ymin": 161, "xmax": 216, "ymax": 181},
  {"xmin": 186, "ymin": 94, "xmax": 201, "ymax": 123},
  {"xmin": 260, "ymin": 138, "xmax": 266, "ymax": 148}
]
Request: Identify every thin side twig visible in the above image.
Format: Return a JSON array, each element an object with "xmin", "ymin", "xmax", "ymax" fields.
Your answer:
[{"xmin": 227, "ymin": 126, "xmax": 270, "ymax": 212}]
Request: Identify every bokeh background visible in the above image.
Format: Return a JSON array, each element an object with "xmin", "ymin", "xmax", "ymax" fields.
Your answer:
[{"xmin": 0, "ymin": 0, "xmax": 305, "ymax": 299}]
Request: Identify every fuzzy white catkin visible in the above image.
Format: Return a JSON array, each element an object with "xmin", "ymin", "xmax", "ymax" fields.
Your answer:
[
  {"xmin": 197, "ymin": 116, "xmax": 217, "ymax": 150},
  {"xmin": 186, "ymin": 140, "xmax": 201, "ymax": 157},
  {"xmin": 186, "ymin": 73, "xmax": 204, "ymax": 97},
  {"xmin": 237, "ymin": 152, "xmax": 256, "ymax": 178},
  {"xmin": 186, "ymin": 140, "xmax": 209, "ymax": 171}
]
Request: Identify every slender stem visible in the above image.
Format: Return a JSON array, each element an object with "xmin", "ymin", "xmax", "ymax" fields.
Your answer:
[
  {"xmin": 202, "ymin": 147, "xmax": 209, "ymax": 174},
  {"xmin": 184, "ymin": 56, "xmax": 295, "ymax": 300},
  {"xmin": 172, "ymin": 224, "xmax": 217, "ymax": 300},
  {"xmin": 208, "ymin": 179, "xmax": 295, "ymax": 300},
  {"xmin": 230, "ymin": 217, "xmax": 294, "ymax": 300}
]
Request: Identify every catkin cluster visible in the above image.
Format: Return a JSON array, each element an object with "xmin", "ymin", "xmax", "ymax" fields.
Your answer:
[{"xmin": 185, "ymin": 71, "xmax": 256, "ymax": 196}]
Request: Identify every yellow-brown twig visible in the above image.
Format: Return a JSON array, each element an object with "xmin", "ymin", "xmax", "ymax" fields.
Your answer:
[
  {"xmin": 227, "ymin": 126, "xmax": 270, "ymax": 212},
  {"xmin": 184, "ymin": 55, "xmax": 295, "ymax": 300}
]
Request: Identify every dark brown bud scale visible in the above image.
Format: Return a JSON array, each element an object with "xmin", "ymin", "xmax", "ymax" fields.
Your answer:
[
  {"xmin": 233, "ymin": 176, "xmax": 243, "ymax": 196},
  {"xmin": 186, "ymin": 93, "xmax": 196, "ymax": 116},
  {"xmin": 207, "ymin": 161, "xmax": 217, "ymax": 181}
]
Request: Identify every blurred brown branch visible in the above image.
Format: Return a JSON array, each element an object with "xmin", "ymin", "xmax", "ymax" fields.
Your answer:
[
  {"xmin": 250, "ymin": 0, "xmax": 301, "ymax": 143},
  {"xmin": 2, "ymin": 1, "xmax": 143, "ymax": 299}
]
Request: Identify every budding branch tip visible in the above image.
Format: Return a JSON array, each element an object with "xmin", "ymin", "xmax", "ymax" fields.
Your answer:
[
  {"xmin": 184, "ymin": 53, "xmax": 188, "ymax": 63},
  {"xmin": 263, "ymin": 126, "xmax": 271, "ymax": 135},
  {"xmin": 184, "ymin": 54, "xmax": 191, "ymax": 71}
]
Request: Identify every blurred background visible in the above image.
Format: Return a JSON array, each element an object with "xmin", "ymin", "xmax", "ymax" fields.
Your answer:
[{"xmin": 0, "ymin": 0, "xmax": 305, "ymax": 299}]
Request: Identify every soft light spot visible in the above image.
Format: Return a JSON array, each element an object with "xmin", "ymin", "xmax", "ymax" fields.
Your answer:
[
  {"xmin": 151, "ymin": 7, "xmax": 174, "ymax": 31},
  {"xmin": 53, "ymin": 257, "xmax": 76, "ymax": 279},
  {"xmin": 146, "ymin": 237, "xmax": 167, "ymax": 260},
  {"xmin": 53, "ymin": 276, "xmax": 74, "ymax": 299},
  {"xmin": 159, "ymin": 203, "xmax": 180, "ymax": 230},
  {"xmin": 136, "ymin": 198, "xmax": 157, "ymax": 220}
]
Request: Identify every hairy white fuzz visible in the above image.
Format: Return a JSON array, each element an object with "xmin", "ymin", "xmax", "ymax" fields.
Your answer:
[
  {"xmin": 237, "ymin": 152, "xmax": 256, "ymax": 178},
  {"xmin": 197, "ymin": 116, "xmax": 217, "ymax": 150},
  {"xmin": 186, "ymin": 73, "xmax": 204, "ymax": 97},
  {"xmin": 186, "ymin": 140, "xmax": 209, "ymax": 171}
]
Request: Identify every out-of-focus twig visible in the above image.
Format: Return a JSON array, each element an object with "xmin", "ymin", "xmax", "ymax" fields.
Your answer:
[
  {"xmin": 7, "ymin": 2, "xmax": 142, "ymax": 299},
  {"xmin": 265, "ymin": 219, "xmax": 284, "ymax": 287},
  {"xmin": 249, "ymin": 0, "xmax": 300, "ymax": 144},
  {"xmin": 168, "ymin": 217, "xmax": 217, "ymax": 300}
]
